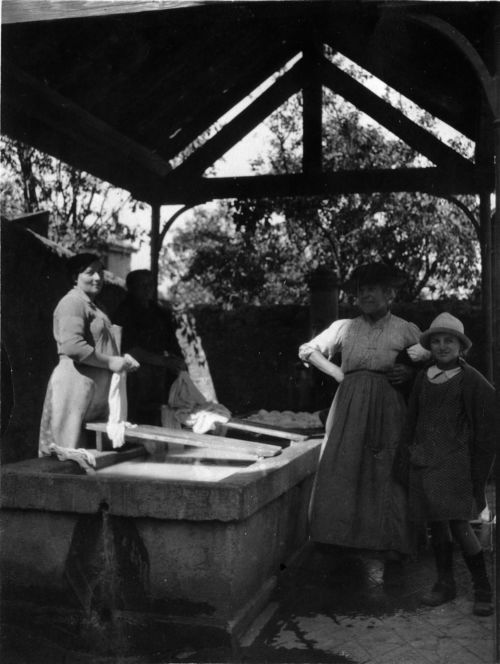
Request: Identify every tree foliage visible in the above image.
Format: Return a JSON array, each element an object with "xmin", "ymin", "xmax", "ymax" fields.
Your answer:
[
  {"xmin": 0, "ymin": 136, "xmax": 146, "ymax": 252},
  {"xmin": 164, "ymin": 74, "xmax": 481, "ymax": 306},
  {"xmin": 161, "ymin": 202, "xmax": 309, "ymax": 307},
  {"xmin": 230, "ymin": 92, "xmax": 480, "ymax": 301}
]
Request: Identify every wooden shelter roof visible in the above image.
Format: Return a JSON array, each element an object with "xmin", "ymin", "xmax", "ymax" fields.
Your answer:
[{"xmin": 1, "ymin": 0, "xmax": 497, "ymax": 204}]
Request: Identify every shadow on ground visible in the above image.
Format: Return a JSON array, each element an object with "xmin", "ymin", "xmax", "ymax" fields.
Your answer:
[{"xmin": 1, "ymin": 542, "xmax": 494, "ymax": 664}]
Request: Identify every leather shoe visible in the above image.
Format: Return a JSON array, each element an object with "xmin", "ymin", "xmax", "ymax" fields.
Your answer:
[{"xmin": 421, "ymin": 580, "xmax": 456, "ymax": 607}]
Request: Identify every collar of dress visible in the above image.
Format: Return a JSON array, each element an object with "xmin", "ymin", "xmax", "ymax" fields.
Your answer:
[
  {"xmin": 427, "ymin": 365, "xmax": 462, "ymax": 381},
  {"xmin": 361, "ymin": 311, "xmax": 391, "ymax": 327},
  {"xmin": 71, "ymin": 286, "xmax": 95, "ymax": 307}
]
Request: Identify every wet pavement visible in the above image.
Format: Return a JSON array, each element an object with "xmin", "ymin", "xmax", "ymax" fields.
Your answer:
[
  {"xmin": 2, "ymin": 533, "xmax": 496, "ymax": 664},
  {"xmin": 232, "ymin": 542, "xmax": 497, "ymax": 664}
]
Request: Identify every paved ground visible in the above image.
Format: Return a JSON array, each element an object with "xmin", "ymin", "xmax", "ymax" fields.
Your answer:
[
  {"xmin": 232, "ymin": 542, "xmax": 497, "ymax": 664},
  {"xmin": 2, "ymin": 529, "xmax": 497, "ymax": 664}
]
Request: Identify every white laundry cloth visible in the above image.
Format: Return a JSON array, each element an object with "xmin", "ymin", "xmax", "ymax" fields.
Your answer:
[
  {"xmin": 47, "ymin": 443, "xmax": 96, "ymax": 474},
  {"xmin": 191, "ymin": 403, "xmax": 231, "ymax": 434},
  {"xmin": 106, "ymin": 371, "xmax": 137, "ymax": 448},
  {"xmin": 168, "ymin": 371, "xmax": 231, "ymax": 434}
]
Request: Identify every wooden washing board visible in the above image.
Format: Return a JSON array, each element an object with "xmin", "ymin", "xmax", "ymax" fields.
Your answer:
[
  {"xmin": 86, "ymin": 422, "xmax": 283, "ymax": 459},
  {"xmin": 222, "ymin": 418, "xmax": 310, "ymax": 442}
]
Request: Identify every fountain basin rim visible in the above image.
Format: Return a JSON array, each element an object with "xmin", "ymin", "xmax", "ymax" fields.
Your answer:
[{"xmin": 1, "ymin": 439, "xmax": 321, "ymax": 521}]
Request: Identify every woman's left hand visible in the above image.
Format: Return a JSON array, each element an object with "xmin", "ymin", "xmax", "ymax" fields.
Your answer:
[
  {"xmin": 123, "ymin": 353, "xmax": 140, "ymax": 372},
  {"xmin": 387, "ymin": 363, "xmax": 414, "ymax": 385}
]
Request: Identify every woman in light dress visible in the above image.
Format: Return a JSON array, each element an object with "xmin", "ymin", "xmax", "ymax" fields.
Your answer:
[
  {"xmin": 299, "ymin": 263, "xmax": 427, "ymax": 573},
  {"xmin": 39, "ymin": 254, "xmax": 139, "ymax": 456}
]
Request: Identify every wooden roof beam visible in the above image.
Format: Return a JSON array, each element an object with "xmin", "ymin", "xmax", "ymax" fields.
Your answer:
[
  {"xmin": 1, "ymin": 61, "xmax": 170, "ymax": 201},
  {"xmin": 320, "ymin": 57, "xmax": 474, "ymax": 176},
  {"xmin": 411, "ymin": 14, "xmax": 495, "ymax": 114},
  {"xmin": 160, "ymin": 167, "xmax": 490, "ymax": 205},
  {"xmin": 322, "ymin": 31, "xmax": 475, "ymax": 141},
  {"xmin": 159, "ymin": 45, "xmax": 301, "ymax": 162},
  {"xmin": 2, "ymin": 0, "xmax": 208, "ymax": 24},
  {"xmin": 166, "ymin": 57, "xmax": 306, "ymax": 179}
]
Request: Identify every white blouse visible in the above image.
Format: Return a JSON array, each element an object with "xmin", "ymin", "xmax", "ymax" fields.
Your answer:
[{"xmin": 299, "ymin": 313, "xmax": 421, "ymax": 373}]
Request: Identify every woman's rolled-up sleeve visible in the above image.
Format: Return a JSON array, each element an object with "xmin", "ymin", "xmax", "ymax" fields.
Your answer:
[
  {"xmin": 298, "ymin": 319, "xmax": 349, "ymax": 363},
  {"xmin": 404, "ymin": 322, "xmax": 422, "ymax": 346},
  {"xmin": 54, "ymin": 297, "xmax": 95, "ymax": 362}
]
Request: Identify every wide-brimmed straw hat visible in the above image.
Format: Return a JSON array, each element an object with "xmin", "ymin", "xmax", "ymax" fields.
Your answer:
[
  {"xmin": 342, "ymin": 262, "xmax": 407, "ymax": 294},
  {"xmin": 420, "ymin": 312, "xmax": 472, "ymax": 351}
]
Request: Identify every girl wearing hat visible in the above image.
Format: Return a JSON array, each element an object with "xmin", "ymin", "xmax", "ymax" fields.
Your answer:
[
  {"xmin": 39, "ymin": 254, "xmax": 139, "ymax": 457},
  {"xmin": 298, "ymin": 262, "xmax": 427, "ymax": 574},
  {"xmin": 398, "ymin": 312, "xmax": 496, "ymax": 616}
]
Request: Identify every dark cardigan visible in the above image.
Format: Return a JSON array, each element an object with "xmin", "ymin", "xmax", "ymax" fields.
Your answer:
[{"xmin": 397, "ymin": 362, "xmax": 497, "ymax": 511}]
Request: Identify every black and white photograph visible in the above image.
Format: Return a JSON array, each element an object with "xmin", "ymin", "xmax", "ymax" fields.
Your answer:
[{"xmin": 1, "ymin": 1, "xmax": 499, "ymax": 663}]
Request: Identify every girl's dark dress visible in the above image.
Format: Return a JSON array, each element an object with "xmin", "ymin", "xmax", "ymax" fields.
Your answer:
[
  {"xmin": 409, "ymin": 372, "xmax": 473, "ymax": 521},
  {"xmin": 402, "ymin": 363, "xmax": 496, "ymax": 521}
]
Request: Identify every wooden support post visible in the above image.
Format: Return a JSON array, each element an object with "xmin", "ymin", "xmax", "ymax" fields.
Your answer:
[
  {"xmin": 479, "ymin": 192, "xmax": 494, "ymax": 383},
  {"xmin": 476, "ymin": 94, "xmax": 495, "ymax": 383},
  {"xmin": 302, "ymin": 40, "xmax": 323, "ymax": 176},
  {"xmin": 150, "ymin": 203, "xmax": 161, "ymax": 301}
]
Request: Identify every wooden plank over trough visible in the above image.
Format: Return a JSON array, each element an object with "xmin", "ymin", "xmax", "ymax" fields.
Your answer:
[{"xmin": 86, "ymin": 422, "xmax": 283, "ymax": 457}]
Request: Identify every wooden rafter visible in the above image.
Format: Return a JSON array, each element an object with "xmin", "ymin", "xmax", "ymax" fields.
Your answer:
[
  {"xmin": 157, "ymin": 43, "xmax": 301, "ymax": 163},
  {"xmin": 320, "ymin": 57, "xmax": 474, "ymax": 176},
  {"xmin": 411, "ymin": 14, "xmax": 496, "ymax": 114},
  {"xmin": 322, "ymin": 23, "xmax": 476, "ymax": 140},
  {"xmin": 2, "ymin": 61, "xmax": 169, "ymax": 201},
  {"xmin": 167, "ymin": 58, "xmax": 306, "ymax": 179}
]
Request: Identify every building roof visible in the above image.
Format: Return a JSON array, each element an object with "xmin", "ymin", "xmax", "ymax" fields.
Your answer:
[{"xmin": 1, "ymin": 0, "xmax": 496, "ymax": 203}]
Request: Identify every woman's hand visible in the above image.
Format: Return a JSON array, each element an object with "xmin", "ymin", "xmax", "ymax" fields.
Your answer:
[
  {"xmin": 108, "ymin": 354, "xmax": 140, "ymax": 373},
  {"xmin": 387, "ymin": 363, "xmax": 414, "ymax": 385},
  {"xmin": 123, "ymin": 353, "xmax": 140, "ymax": 372},
  {"xmin": 163, "ymin": 354, "xmax": 187, "ymax": 374},
  {"xmin": 329, "ymin": 363, "xmax": 344, "ymax": 383},
  {"xmin": 306, "ymin": 350, "xmax": 344, "ymax": 383},
  {"xmin": 406, "ymin": 343, "xmax": 431, "ymax": 363}
]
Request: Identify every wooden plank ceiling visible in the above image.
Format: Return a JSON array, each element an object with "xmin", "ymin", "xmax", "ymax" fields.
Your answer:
[{"xmin": 1, "ymin": 0, "xmax": 496, "ymax": 204}]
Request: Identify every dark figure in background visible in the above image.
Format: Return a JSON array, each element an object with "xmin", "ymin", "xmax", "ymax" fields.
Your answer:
[{"xmin": 112, "ymin": 269, "xmax": 186, "ymax": 425}]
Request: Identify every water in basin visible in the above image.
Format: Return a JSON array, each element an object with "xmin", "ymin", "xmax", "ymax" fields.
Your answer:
[{"xmin": 97, "ymin": 444, "xmax": 254, "ymax": 481}]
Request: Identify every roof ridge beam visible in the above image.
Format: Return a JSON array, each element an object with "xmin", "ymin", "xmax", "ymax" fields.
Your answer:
[
  {"xmin": 320, "ymin": 56, "xmax": 474, "ymax": 175},
  {"xmin": 166, "ymin": 57, "xmax": 306, "ymax": 179}
]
